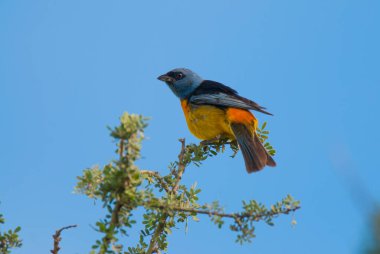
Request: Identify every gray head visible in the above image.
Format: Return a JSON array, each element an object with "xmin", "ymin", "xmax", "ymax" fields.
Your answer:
[{"xmin": 157, "ymin": 68, "xmax": 203, "ymax": 99}]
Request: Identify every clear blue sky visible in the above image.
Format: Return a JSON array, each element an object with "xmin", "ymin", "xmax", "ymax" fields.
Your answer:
[{"xmin": 1, "ymin": 0, "xmax": 379, "ymax": 253}]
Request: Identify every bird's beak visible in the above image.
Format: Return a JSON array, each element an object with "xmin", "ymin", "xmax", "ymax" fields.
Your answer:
[{"xmin": 157, "ymin": 74, "xmax": 175, "ymax": 84}]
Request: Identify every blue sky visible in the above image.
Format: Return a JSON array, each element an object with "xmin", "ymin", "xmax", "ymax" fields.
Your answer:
[{"xmin": 1, "ymin": 0, "xmax": 379, "ymax": 253}]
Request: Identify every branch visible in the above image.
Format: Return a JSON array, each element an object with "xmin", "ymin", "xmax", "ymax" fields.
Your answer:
[
  {"xmin": 146, "ymin": 138, "xmax": 187, "ymax": 254},
  {"xmin": 149, "ymin": 204, "xmax": 301, "ymax": 220},
  {"xmin": 111, "ymin": 202, "xmax": 123, "ymax": 226},
  {"xmin": 99, "ymin": 202, "xmax": 123, "ymax": 253},
  {"xmin": 146, "ymin": 215, "xmax": 167, "ymax": 254},
  {"xmin": 119, "ymin": 139, "xmax": 125, "ymax": 158},
  {"xmin": 100, "ymin": 140, "xmax": 126, "ymax": 252},
  {"xmin": 50, "ymin": 225, "xmax": 77, "ymax": 254}
]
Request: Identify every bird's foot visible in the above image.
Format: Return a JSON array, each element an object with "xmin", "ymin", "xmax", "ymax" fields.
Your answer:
[{"xmin": 200, "ymin": 136, "xmax": 223, "ymax": 146}]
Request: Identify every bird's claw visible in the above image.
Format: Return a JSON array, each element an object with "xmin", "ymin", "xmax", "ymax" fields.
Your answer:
[{"xmin": 200, "ymin": 136, "xmax": 222, "ymax": 146}]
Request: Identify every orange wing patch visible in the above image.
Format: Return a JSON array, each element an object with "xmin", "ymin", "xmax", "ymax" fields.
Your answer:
[{"xmin": 227, "ymin": 108, "xmax": 258, "ymax": 130}]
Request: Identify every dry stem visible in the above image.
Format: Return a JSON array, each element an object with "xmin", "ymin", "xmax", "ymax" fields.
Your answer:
[{"xmin": 50, "ymin": 225, "xmax": 77, "ymax": 254}]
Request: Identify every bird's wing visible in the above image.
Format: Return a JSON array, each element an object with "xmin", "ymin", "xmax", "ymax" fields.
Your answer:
[{"xmin": 189, "ymin": 80, "xmax": 273, "ymax": 115}]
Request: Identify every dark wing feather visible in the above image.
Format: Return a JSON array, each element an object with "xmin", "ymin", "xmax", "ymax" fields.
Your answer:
[
  {"xmin": 189, "ymin": 80, "xmax": 272, "ymax": 115},
  {"xmin": 191, "ymin": 80, "xmax": 238, "ymax": 95}
]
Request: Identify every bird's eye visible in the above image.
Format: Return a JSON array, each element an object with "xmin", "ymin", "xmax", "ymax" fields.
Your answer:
[{"xmin": 176, "ymin": 73, "xmax": 184, "ymax": 80}]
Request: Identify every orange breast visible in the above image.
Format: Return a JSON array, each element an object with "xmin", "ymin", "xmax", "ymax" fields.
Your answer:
[{"xmin": 181, "ymin": 99, "xmax": 191, "ymax": 121}]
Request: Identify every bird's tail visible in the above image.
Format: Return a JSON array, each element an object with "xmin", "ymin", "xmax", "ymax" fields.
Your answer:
[{"xmin": 230, "ymin": 123, "xmax": 276, "ymax": 173}]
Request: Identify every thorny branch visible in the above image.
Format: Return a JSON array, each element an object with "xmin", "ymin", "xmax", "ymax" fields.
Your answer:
[{"xmin": 50, "ymin": 225, "xmax": 77, "ymax": 254}]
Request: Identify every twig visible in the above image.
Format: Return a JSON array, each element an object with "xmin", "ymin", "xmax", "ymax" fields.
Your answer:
[
  {"xmin": 173, "ymin": 138, "xmax": 186, "ymax": 193},
  {"xmin": 50, "ymin": 225, "xmax": 77, "ymax": 254},
  {"xmin": 140, "ymin": 170, "xmax": 171, "ymax": 193}
]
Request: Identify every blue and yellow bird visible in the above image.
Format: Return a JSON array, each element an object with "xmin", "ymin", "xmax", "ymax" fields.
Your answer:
[{"xmin": 158, "ymin": 68, "xmax": 276, "ymax": 173}]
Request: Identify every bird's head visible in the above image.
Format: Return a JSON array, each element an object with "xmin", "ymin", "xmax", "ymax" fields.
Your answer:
[{"xmin": 157, "ymin": 68, "xmax": 203, "ymax": 99}]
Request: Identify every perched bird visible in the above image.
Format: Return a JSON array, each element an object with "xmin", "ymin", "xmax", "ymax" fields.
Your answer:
[{"xmin": 157, "ymin": 68, "xmax": 276, "ymax": 173}]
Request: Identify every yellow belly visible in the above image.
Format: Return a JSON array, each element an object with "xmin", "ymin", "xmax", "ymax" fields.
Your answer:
[{"xmin": 181, "ymin": 100, "xmax": 234, "ymax": 140}]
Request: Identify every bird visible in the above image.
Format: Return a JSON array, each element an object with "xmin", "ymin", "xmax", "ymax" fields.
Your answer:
[{"xmin": 157, "ymin": 68, "xmax": 276, "ymax": 173}]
